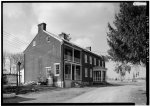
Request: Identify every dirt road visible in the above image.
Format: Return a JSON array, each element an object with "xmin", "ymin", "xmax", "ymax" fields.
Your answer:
[
  {"xmin": 64, "ymin": 83, "xmax": 140, "ymax": 103},
  {"xmin": 64, "ymin": 81, "xmax": 146, "ymax": 104},
  {"xmin": 4, "ymin": 80, "xmax": 146, "ymax": 104}
]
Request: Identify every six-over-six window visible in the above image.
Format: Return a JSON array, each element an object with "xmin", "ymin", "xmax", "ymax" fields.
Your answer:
[{"xmin": 84, "ymin": 55, "xmax": 104, "ymax": 67}]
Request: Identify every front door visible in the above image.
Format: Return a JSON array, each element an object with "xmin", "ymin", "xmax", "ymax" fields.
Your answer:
[{"xmin": 72, "ymin": 65, "xmax": 75, "ymax": 80}]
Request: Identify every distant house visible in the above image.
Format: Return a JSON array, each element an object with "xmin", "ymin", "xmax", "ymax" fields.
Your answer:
[
  {"xmin": 106, "ymin": 60, "xmax": 146, "ymax": 81},
  {"xmin": 3, "ymin": 55, "xmax": 24, "ymax": 85},
  {"xmin": 3, "ymin": 56, "xmax": 17, "ymax": 74},
  {"xmin": 24, "ymin": 23, "xmax": 107, "ymax": 88}
]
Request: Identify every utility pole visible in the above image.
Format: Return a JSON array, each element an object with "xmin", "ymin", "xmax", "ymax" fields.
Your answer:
[{"xmin": 16, "ymin": 61, "xmax": 21, "ymax": 95}]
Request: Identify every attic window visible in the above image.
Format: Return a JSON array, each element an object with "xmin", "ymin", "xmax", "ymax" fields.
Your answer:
[
  {"xmin": 33, "ymin": 41, "xmax": 36, "ymax": 46},
  {"xmin": 46, "ymin": 36, "xmax": 50, "ymax": 43}
]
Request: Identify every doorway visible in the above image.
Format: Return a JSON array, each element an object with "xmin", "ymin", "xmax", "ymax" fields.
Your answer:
[{"xmin": 72, "ymin": 65, "xmax": 75, "ymax": 80}]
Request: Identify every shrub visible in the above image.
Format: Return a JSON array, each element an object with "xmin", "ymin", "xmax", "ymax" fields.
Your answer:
[{"xmin": 3, "ymin": 75, "xmax": 8, "ymax": 85}]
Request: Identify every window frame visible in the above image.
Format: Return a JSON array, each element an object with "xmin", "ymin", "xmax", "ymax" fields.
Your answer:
[
  {"xmin": 64, "ymin": 63, "xmax": 71, "ymax": 79},
  {"xmin": 90, "ymin": 56, "xmax": 92, "ymax": 64},
  {"xmin": 90, "ymin": 69, "xmax": 93, "ymax": 78},
  {"xmin": 85, "ymin": 54, "xmax": 87, "ymax": 63},
  {"xmin": 33, "ymin": 41, "xmax": 36, "ymax": 46},
  {"xmin": 94, "ymin": 58, "xmax": 96, "ymax": 65},
  {"xmin": 45, "ymin": 67, "xmax": 51, "ymax": 78},
  {"xmin": 54, "ymin": 63, "xmax": 60, "ymax": 76},
  {"xmin": 46, "ymin": 36, "xmax": 51, "ymax": 43},
  {"xmin": 85, "ymin": 68, "xmax": 88, "ymax": 77},
  {"xmin": 75, "ymin": 65, "xmax": 81, "ymax": 80}
]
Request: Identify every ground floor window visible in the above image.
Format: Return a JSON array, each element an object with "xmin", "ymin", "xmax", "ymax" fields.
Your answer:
[
  {"xmin": 90, "ymin": 69, "xmax": 92, "ymax": 78},
  {"xmin": 102, "ymin": 71, "xmax": 106, "ymax": 81},
  {"xmin": 54, "ymin": 63, "xmax": 60, "ymax": 76},
  {"xmin": 65, "ymin": 63, "xmax": 71, "ymax": 79}
]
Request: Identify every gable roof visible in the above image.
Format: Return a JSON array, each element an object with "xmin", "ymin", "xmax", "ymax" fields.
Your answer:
[
  {"xmin": 24, "ymin": 29, "xmax": 103, "ymax": 59},
  {"xmin": 43, "ymin": 30, "xmax": 63, "ymax": 43},
  {"xmin": 44, "ymin": 30, "xmax": 103, "ymax": 59}
]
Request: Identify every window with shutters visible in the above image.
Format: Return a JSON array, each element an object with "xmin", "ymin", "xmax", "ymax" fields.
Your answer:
[
  {"xmin": 94, "ymin": 58, "xmax": 96, "ymax": 65},
  {"xmin": 85, "ymin": 68, "xmax": 88, "ymax": 77},
  {"xmin": 85, "ymin": 54, "xmax": 87, "ymax": 63},
  {"xmin": 90, "ymin": 69, "xmax": 93, "ymax": 78},
  {"xmin": 90, "ymin": 56, "xmax": 92, "ymax": 64}
]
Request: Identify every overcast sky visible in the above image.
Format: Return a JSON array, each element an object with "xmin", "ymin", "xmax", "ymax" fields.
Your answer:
[{"xmin": 3, "ymin": 3, "xmax": 120, "ymax": 55}]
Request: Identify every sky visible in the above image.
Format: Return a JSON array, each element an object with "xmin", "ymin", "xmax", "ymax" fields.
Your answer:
[{"xmin": 3, "ymin": 3, "xmax": 120, "ymax": 55}]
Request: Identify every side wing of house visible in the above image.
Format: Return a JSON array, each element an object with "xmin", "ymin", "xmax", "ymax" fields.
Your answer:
[{"xmin": 24, "ymin": 23, "xmax": 63, "ymax": 87}]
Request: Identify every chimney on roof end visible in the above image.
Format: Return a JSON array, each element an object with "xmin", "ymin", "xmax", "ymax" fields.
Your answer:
[
  {"xmin": 86, "ymin": 46, "xmax": 91, "ymax": 51},
  {"xmin": 38, "ymin": 23, "xmax": 46, "ymax": 32},
  {"xmin": 59, "ymin": 32, "xmax": 70, "ymax": 41}
]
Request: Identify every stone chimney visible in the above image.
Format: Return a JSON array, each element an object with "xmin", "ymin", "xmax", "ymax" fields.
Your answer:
[
  {"xmin": 38, "ymin": 23, "xmax": 46, "ymax": 32},
  {"xmin": 86, "ymin": 46, "xmax": 91, "ymax": 51},
  {"xmin": 59, "ymin": 32, "xmax": 70, "ymax": 41}
]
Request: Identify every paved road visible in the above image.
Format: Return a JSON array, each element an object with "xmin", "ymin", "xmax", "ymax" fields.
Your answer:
[{"xmin": 17, "ymin": 81, "xmax": 145, "ymax": 104}]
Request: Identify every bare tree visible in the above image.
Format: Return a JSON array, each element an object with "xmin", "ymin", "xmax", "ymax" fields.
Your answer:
[
  {"xmin": 3, "ymin": 51, "xmax": 7, "ymax": 68},
  {"xmin": 11, "ymin": 53, "xmax": 24, "ymax": 70}
]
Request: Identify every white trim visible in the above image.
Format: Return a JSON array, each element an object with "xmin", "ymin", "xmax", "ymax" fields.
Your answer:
[{"xmin": 45, "ymin": 67, "xmax": 51, "ymax": 68}]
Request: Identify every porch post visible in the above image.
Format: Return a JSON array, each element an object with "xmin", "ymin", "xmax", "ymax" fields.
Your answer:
[
  {"xmin": 72, "ymin": 48, "xmax": 74, "ymax": 62},
  {"xmin": 101, "ymin": 70, "xmax": 103, "ymax": 82},
  {"xmin": 80, "ymin": 66, "xmax": 82, "ymax": 80},
  {"xmin": 75, "ymin": 65, "xmax": 76, "ymax": 80},
  {"xmin": 71, "ymin": 64, "xmax": 72, "ymax": 80}
]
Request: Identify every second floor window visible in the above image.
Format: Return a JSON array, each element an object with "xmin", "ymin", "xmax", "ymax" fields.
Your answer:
[
  {"xmin": 102, "ymin": 61, "xmax": 105, "ymax": 67},
  {"xmin": 99, "ymin": 60, "xmax": 100, "ymax": 66},
  {"xmin": 94, "ymin": 58, "xmax": 96, "ymax": 65},
  {"xmin": 90, "ymin": 56, "xmax": 92, "ymax": 64},
  {"xmin": 33, "ymin": 41, "xmax": 36, "ymax": 46},
  {"xmin": 103, "ymin": 61, "xmax": 105, "ymax": 67},
  {"xmin": 85, "ymin": 54, "xmax": 87, "ymax": 63}
]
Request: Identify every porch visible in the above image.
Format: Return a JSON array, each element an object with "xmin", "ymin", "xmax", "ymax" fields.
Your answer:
[
  {"xmin": 64, "ymin": 44, "xmax": 81, "ymax": 64},
  {"xmin": 64, "ymin": 62, "xmax": 82, "ymax": 87},
  {"xmin": 93, "ymin": 66, "xmax": 107, "ymax": 83}
]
